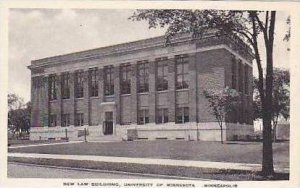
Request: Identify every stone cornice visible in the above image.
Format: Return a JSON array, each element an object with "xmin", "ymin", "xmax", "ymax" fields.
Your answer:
[{"xmin": 28, "ymin": 32, "xmax": 253, "ymax": 71}]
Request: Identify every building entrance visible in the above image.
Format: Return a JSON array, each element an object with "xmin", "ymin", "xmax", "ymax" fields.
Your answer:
[{"xmin": 103, "ymin": 111, "xmax": 113, "ymax": 135}]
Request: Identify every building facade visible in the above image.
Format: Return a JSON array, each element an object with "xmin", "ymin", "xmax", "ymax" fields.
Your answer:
[{"xmin": 28, "ymin": 33, "xmax": 254, "ymax": 141}]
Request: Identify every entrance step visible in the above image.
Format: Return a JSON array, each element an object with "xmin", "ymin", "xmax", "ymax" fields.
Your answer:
[{"xmin": 86, "ymin": 135, "xmax": 122, "ymax": 142}]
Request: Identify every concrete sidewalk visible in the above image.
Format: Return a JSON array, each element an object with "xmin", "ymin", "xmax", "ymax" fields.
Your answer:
[{"xmin": 8, "ymin": 152, "xmax": 289, "ymax": 173}]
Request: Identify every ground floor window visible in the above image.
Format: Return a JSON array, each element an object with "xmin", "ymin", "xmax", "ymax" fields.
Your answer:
[
  {"xmin": 61, "ymin": 114, "xmax": 70, "ymax": 127},
  {"xmin": 176, "ymin": 107, "xmax": 189, "ymax": 124},
  {"xmin": 138, "ymin": 109, "xmax": 149, "ymax": 125},
  {"xmin": 49, "ymin": 114, "xmax": 57, "ymax": 127},
  {"xmin": 157, "ymin": 108, "xmax": 168, "ymax": 124},
  {"xmin": 75, "ymin": 113, "xmax": 84, "ymax": 126}
]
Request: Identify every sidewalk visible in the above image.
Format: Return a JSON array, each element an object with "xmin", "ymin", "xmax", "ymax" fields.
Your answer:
[{"xmin": 8, "ymin": 152, "xmax": 289, "ymax": 174}]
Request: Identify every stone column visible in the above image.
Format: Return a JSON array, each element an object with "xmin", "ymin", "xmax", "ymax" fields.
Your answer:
[
  {"xmin": 248, "ymin": 66, "xmax": 253, "ymax": 125},
  {"xmin": 131, "ymin": 63, "xmax": 138, "ymax": 124},
  {"xmin": 188, "ymin": 53, "xmax": 197, "ymax": 123},
  {"xmin": 98, "ymin": 68, "xmax": 104, "ymax": 103},
  {"xmin": 240, "ymin": 62, "xmax": 245, "ymax": 123},
  {"xmin": 56, "ymin": 73, "xmax": 62, "ymax": 127},
  {"xmin": 149, "ymin": 60, "xmax": 156, "ymax": 123},
  {"xmin": 83, "ymin": 70, "xmax": 90, "ymax": 125},
  {"xmin": 42, "ymin": 76, "xmax": 49, "ymax": 127},
  {"xmin": 114, "ymin": 66, "xmax": 121, "ymax": 125},
  {"xmin": 69, "ymin": 72, "xmax": 75, "ymax": 126},
  {"xmin": 168, "ymin": 58, "xmax": 176, "ymax": 123}
]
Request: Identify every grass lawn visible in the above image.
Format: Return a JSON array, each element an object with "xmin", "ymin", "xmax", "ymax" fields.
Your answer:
[{"xmin": 8, "ymin": 140, "xmax": 289, "ymax": 168}]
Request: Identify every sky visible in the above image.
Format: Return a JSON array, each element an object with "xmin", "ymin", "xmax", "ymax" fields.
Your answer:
[{"xmin": 8, "ymin": 9, "xmax": 290, "ymax": 103}]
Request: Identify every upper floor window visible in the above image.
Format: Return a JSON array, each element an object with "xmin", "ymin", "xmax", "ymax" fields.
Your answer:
[
  {"xmin": 61, "ymin": 114, "xmax": 70, "ymax": 127},
  {"xmin": 49, "ymin": 114, "xmax": 57, "ymax": 127},
  {"xmin": 176, "ymin": 107, "xmax": 189, "ymax": 124},
  {"xmin": 157, "ymin": 108, "xmax": 168, "ymax": 124},
  {"xmin": 75, "ymin": 113, "xmax": 84, "ymax": 126},
  {"xmin": 231, "ymin": 56, "xmax": 237, "ymax": 89},
  {"xmin": 104, "ymin": 66, "xmax": 114, "ymax": 96},
  {"xmin": 156, "ymin": 57, "xmax": 168, "ymax": 91},
  {"xmin": 75, "ymin": 71, "xmax": 84, "ymax": 98},
  {"xmin": 121, "ymin": 64, "xmax": 131, "ymax": 94},
  {"xmin": 175, "ymin": 55, "xmax": 189, "ymax": 90},
  {"xmin": 49, "ymin": 74, "xmax": 57, "ymax": 100},
  {"xmin": 138, "ymin": 109, "xmax": 149, "ymax": 125},
  {"xmin": 89, "ymin": 68, "xmax": 98, "ymax": 97},
  {"xmin": 61, "ymin": 72, "xmax": 70, "ymax": 99},
  {"xmin": 138, "ymin": 61, "xmax": 149, "ymax": 93}
]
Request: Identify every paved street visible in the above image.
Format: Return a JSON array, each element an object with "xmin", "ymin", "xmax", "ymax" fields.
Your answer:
[{"xmin": 7, "ymin": 163, "xmax": 165, "ymax": 179}]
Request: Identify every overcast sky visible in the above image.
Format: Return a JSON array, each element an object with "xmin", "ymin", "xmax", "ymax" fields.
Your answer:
[{"xmin": 8, "ymin": 9, "xmax": 290, "ymax": 102}]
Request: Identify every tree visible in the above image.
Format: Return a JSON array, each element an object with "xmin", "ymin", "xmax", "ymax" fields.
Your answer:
[
  {"xmin": 203, "ymin": 87, "xmax": 239, "ymax": 144},
  {"xmin": 8, "ymin": 94, "xmax": 30, "ymax": 137},
  {"xmin": 253, "ymin": 69, "xmax": 290, "ymax": 142},
  {"xmin": 130, "ymin": 10, "xmax": 278, "ymax": 176},
  {"xmin": 8, "ymin": 93, "xmax": 24, "ymax": 111}
]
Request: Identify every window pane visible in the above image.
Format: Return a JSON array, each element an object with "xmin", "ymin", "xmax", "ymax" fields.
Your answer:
[{"xmin": 121, "ymin": 64, "xmax": 131, "ymax": 94}]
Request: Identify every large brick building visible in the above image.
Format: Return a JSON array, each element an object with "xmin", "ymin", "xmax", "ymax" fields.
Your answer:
[{"xmin": 28, "ymin": 32, "xmax": 254, "ymax": 141}]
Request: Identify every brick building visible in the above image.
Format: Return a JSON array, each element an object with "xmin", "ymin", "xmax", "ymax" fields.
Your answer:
[{"xmin": 28, "ymin": 32, "xmax": 254, "ymax": 141}]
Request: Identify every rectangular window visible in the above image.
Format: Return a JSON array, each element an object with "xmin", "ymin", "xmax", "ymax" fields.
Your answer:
[
  {"xmin": 175, "ymin": 55, "xmax": 189, "ymax": 90},
  {"xmin": 176, "ymin": 107, "xmax": 189, "ymax": 124},
  {"xmin": 138, "ymin": 109, "xmax": 149, "ymax": 125},
  {"xmin": 75, "ymin": 71, "xmax": 84, "ymax": 98},
  {"xmin": 231, "ymin": 56, "xmax": 237, "ymax": 89},
  {"xmin": 104, "ymin": 66, "xmax": 114, "ymax": 96},
  {"xmin": 121, "ymin": 64, "xmax": 131, "ymax": 94},
  {"xmin": 48, "ymin": 74, "xmax": 57, "ymax": 100},
  {"xmin": 75, "ymin": 113, "xmax": 84, "ymax": 126},
  {"xmin": 49, "ymin": 114, "xmax": 57, "ymax": 127},
  {"xmin": 89, "ymin": 68, "xmax": 98, "ymax": 97},
  {"xmin": 61, "ymin": 114, "xmax": 70, "ymax": 127},
  {"xmin": 61, "ymin": 73, "xmax": 70, "ymax": 99},
  {"xmin": 157, "ymin": 108, "xmax": 168, "ymax": 124},
  {"xmin": 244, "ymin": 65, "xmax": 249, "ymax": 94},
  {"xmin": 156, "ymin": 57, "xmax": 168, "ymax": 91},
  {"xmin": 138, "ymin": 61, "xmax": 149, "ymax": 93}
]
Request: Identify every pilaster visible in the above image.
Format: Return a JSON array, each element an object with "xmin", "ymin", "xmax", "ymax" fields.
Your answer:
[
  {"xmin": 83, "ymin": 70, "xmax": 90, "ymax": 125},
  {"xmin": 114, "ymin": 66, "xmax": 121, "ymax": 125},
  {"xmin": 168, "ymin": 58, "xmax": 176, "ymax": 122},
  {"xmin": 131, "ymin": 63, "xmax": 138, "ymax": 124},
  {"xmin": 188, "ymin": 53, "xmax": 197, "ymax": 122},
  {"xmin": 149, "ymin": 60, "xmax": 156, "ymax": 123}
]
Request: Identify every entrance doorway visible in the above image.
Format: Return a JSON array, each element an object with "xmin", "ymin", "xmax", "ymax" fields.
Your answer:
[{"xmin": 103, "ymin": 112, "xmax": 113, "ymax": 135}]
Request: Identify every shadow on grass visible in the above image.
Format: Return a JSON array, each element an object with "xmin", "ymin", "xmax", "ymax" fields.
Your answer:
[{"xmin": 203, "ymin": 169, "xmax": 289, "ymax": 181}]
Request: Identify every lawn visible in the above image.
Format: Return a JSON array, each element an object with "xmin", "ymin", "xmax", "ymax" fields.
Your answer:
[{"xmin": 8, "ymin": 140, "xmax": 289, "ymax": 168}]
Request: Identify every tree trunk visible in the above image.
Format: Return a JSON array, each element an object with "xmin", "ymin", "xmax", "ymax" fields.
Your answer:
[
  {"xmin": 220, "ymin": 125, "xmax": 224, "ymax": 144},
  {"xmin": 261, "ymin": 11, "xmax": 276, "ymax": 177},
  {"xmin": 262, "ymin": 113, "xmax": 274, "ymax": 176},
  {"xmin": 273, "ymin": 123, "xmax": 277, "ymax": 142}
]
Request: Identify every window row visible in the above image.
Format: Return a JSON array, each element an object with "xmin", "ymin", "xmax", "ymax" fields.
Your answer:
[
  {"xmin": 231, "ymin": 56, "xmax": 250, "ymax": 95},
  {"xmin": 48, "ymin": 107, "xmax": 189, "ymax": 127},
  {"xmin": 49, "ymin": 113, "xmax": 84, "ymax": 127},
  {"xmin": 137, "ymin": 107, "xmax": 189, "ymax": 125},
  {"xmin": 48, "ymin": 56, "xmax": 190, "ymax": 101}
]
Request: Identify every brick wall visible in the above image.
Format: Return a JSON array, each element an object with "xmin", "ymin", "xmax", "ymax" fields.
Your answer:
[{"xmin": 30, "ymin": 42, "xmax": 253, "ymax": 129}]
